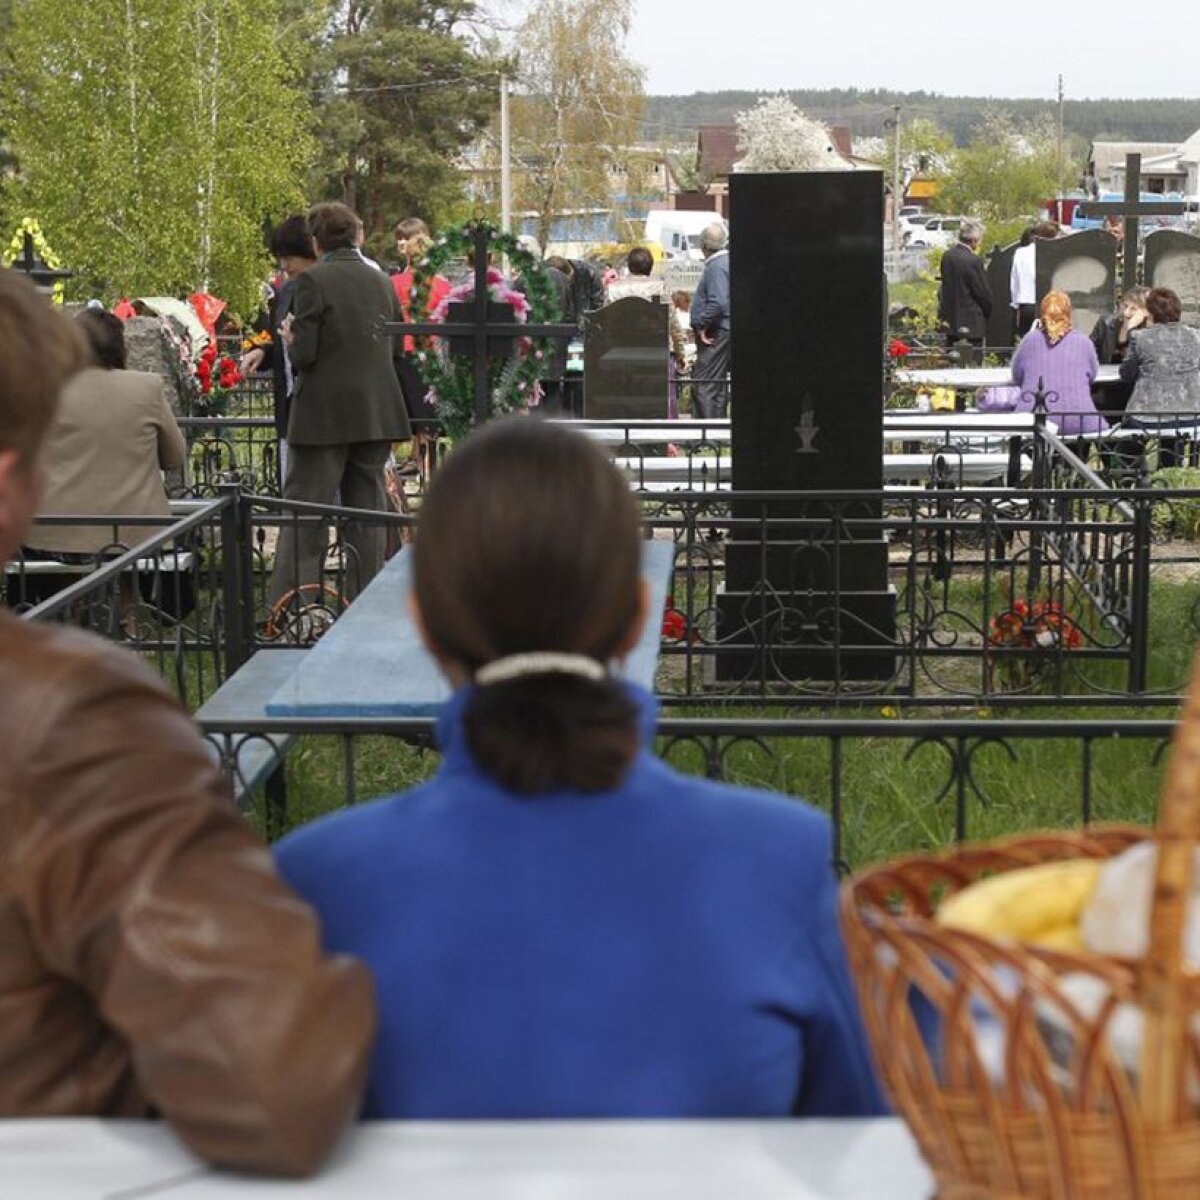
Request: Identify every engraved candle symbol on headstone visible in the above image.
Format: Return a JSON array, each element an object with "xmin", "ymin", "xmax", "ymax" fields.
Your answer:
[{"xmin": 794, "ymin": 397, "xmax": 820, "ymax": 454}]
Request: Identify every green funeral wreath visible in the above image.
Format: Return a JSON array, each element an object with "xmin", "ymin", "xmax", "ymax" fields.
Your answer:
[{"xmin": 408, "ymin": 221, "xmax": 560, "ymax": 440}]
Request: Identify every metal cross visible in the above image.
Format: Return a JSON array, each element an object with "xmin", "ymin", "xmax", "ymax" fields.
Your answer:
[
  {"xmin": 1076, "ymin": 152, "xmax": 1187, "ymax": 291},
  {"xmin": 383, "ymin": 224, "xmax": 579, "ymax": 425},
  {"xmin": 13, "ymin": 231, "xmax": 36, "ymax": 273}
]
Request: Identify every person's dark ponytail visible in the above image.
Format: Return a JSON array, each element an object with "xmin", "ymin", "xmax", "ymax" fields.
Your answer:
[
  {"xmin": 465, "ymin": 674, "xmax": 638, "ymax": 795},
  {"xmin": 414, "ymin": 419, "xmax": 645, "ymax": 796}
]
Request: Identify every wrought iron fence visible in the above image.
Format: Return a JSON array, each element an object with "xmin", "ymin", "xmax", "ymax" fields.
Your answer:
[
  {"xmin": 177, "ymin": 374, "xmax": 281, "ymax": 498},
  {"xmin": 195, "ymin": 712, "xmax": 1176, "ymax": 867},
  {"xmin": 638, "ymin": 486, "xmax": 1179, "ymax": 707},
  {"xmin": 212, "ymin": 479, "xmax": 1194, "ymax": 707},
  {"xmin": 14, "ymin": 463, "xmax": 1200, "ymax": 714},
  {"xmin": 10, "ymin": 488, "xmax": 1189, "ymax": 858},
  {"xmin": 13, "ymin": 495, "xmax": 235, "ymax": 706}
]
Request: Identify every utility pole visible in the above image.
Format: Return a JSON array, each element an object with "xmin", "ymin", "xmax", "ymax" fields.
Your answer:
[
  {"xmin": 891, "ymin": 104, "xmax": 902, "ymax": 255},
  {"xmin": 500, "ymin": 74, "xmax": 513, "ymax": 235},
  {"xmin": 1056, "ymin": 74, "xmax": 1065, "ymax": 198}
]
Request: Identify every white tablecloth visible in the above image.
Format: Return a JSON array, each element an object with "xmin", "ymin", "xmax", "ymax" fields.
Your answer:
[{"xmin": 0, "ymin": 1118, "xmax": 933, "ymax": 1199}]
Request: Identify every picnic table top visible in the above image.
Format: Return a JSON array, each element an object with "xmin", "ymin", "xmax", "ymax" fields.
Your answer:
[
  {"xmin": 0, "ymin": 1117, "xmax": 932, "ymax": 1199},
  {"xmin": 895, "ymin": 364, "xmax": 1122, "ymax": 387}
]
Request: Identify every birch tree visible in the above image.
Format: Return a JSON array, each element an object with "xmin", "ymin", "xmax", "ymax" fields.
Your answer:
[
  {"xmin": 509, "ymin": 0, "xmax": 644, "ymax": 254},
  {"xmin": 1, "ymin": 0, "xmax": 312, "ymax": 312}
]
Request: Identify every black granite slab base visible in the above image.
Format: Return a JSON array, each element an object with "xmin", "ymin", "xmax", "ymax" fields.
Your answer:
[{"xmin": 713, "ymin": 584, "xmax": 897, "ymax": 684}]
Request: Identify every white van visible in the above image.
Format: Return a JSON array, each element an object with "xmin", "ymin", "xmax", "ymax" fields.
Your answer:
[{"xmin": 643, "ymin": 211, "xmax": 726, "ymax": 262}]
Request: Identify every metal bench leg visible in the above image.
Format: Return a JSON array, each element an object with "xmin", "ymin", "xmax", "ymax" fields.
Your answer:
[{"xmin": 264, "ymin": 763, "xmax": 289, "ymax": 840}]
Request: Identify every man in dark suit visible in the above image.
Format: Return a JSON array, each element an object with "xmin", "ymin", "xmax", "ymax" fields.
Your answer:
[
  {"xmin": 938, "ymin": 218, "xmax": 993, "ymax": 365},
  {"xmin": 267, "ymin": 202, "xmax": 410, "ymax": 611}
]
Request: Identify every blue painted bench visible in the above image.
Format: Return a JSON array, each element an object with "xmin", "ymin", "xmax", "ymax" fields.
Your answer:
[
  {"xmin": 265, "ymin": 539, "xmax": 677, "ymax": 718},
  {"xmin": 195, "ymin": 648, "xmax": 308, "ymax": 820},
  {"xmin": 194, "ymin": 539, "xmax": 676, "ymax": 827}
]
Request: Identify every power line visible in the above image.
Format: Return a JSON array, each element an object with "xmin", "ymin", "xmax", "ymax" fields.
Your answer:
[{"xmin": 317, "ymin": 73, "xmax": 501, "ymax": 97}]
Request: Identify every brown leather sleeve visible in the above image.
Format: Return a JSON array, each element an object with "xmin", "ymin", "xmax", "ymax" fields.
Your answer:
[{"xmin": 12, "ymin": 643, "xmax": 375, "ymax": 1176}]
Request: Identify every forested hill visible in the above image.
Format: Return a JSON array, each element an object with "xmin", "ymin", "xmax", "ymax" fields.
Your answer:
[{"xmin": 642, "ymin": 89, "xmax": 1200, "ymax": 146}]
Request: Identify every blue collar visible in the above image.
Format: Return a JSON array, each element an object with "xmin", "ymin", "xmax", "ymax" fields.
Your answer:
[{"xmin": 434, "ymin": 681, "xmax": 660, "ymax": 774}]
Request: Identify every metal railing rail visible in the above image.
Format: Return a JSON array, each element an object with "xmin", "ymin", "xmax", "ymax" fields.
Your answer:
[{"xmin": 21, "ymin": 497, "xmax": 231, "ymax": 622}]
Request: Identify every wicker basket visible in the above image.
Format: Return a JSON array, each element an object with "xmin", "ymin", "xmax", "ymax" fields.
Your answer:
[{"xmin": 840, "ymin": 659, "xmax": 1200, "ymax": 1200}]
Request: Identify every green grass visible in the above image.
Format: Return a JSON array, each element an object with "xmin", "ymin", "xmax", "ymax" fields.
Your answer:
[
  {"xmin": 198, "ymin": 567, "xmax": 1198, "ymax": 869},
  {"xmin": 234, "ymin": 706, "xmax": 1169, "ymax": 871}
]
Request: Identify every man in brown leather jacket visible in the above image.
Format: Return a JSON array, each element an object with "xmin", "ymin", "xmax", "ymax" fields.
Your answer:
[{"xmin": 0, "ymin": 273, "xmax": 375, "ymax": 1175}]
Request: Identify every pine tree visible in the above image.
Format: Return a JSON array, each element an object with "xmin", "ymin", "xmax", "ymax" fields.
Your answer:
[{"xmin": 308, "ymin": 0, "xmax": 506, "ymax": 252}]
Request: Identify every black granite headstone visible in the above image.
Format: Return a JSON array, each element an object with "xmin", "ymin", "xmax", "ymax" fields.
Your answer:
[
  {"xmin": 583, "ymin": 297, "xmax": 670, "ymax": 418},
  {"xmin": 1145, "ymin": 229, "xmax": 1200, "ymax": 329},
  {"xmin": 716, "ymin": 171, "xmax": 895, "ymax": 683},
  {"xmin": 985, "ymin": 242, "xmax": 1018, "ymax": 346},
  {"xmin": 1035, "ymin": 230, "xmax": 1118, "ymax": 334}
]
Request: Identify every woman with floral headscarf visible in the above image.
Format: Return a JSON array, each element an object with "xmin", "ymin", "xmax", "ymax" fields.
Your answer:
[{"xmin": 1007, "ymin": 290, "xmax": 1102, "ymax": 436}]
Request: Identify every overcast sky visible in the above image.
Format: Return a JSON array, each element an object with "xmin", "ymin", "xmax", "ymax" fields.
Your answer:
[{"xmin": 624, "ymin": 0, "xmax": 1200, "ymax": 101}]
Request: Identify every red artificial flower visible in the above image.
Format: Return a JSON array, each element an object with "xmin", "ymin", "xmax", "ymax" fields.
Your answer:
[
  {"xmin": 216, "ymin": 356, "xmax": 242, "ymax": 389},
  {"xmin": 988, "ymin": 597, "xmax": 1082, "ymax": 650},
  {"xmin": 201, "ymin": 342, "xmax": 218, "ymax": 367},
  {"xmin": 662, "ymin": 597, "xmax": 688, "ymax": 643},
  {"xmin": 888, "ymin": 338, "xmax": 911, "ymax": 358}
]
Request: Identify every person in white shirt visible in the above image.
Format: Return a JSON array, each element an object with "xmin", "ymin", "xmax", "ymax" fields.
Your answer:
[
  {"xmin": 1009, "ymin": 220, "xmax": 1060, "ymax": 341},
  {"xmin": 353, "ymin": 216, "xmax": 385, "ymax": 273}
]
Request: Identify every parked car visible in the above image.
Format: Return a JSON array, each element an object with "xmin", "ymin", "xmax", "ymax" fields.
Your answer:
[
  {"xmin": 906, "ymin": 216, "xmax": 964, "ymax": 249},
  {"xmin": 897, "ymin": 209, "xmax": 932, "ymax": 241}
]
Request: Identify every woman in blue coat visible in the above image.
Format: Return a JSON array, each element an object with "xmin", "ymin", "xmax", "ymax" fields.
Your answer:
[{"xmin": 276, "ymin": 418, "xmax": 884, "ymax": 1121}]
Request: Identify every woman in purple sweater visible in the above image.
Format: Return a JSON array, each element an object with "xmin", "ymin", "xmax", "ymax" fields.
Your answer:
[{"xmin": 1008, "ymin": 290, "xmax": 1102, "ymax": 436}]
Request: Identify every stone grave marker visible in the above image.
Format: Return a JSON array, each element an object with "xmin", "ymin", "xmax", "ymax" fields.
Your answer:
[
  {"xmin": 124, "ymin": 315, "xmax": 195, "ymax": 421},
  {"xmin": 583, "ymin": 297, "xmax": 670, "ymax": 419},
  {"xmin": 1077, "ymin": 151, "xmax": 1187, "ymax": 291},
  {"xmin": 1145, "ymin": 229, "xmax": 1200, "ymax": 328},
  {"xmin": 1036, "ymin": 229, "xmax": 1118, "ymax": 333},
  {"xmin": 716, "ymin": 170, "xmax": 895, "ymax": 683},
  {"xmin": 986, "ymin": 241, "xmax": 1018, "ymax": 346}
]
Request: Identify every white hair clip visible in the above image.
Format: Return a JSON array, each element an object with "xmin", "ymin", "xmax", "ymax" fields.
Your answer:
[{"xmin": 475, "ymin": 652, "xmax": 607, "ymax": 687}]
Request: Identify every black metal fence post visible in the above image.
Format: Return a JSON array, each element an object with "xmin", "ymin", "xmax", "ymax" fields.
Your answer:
[
  {"xmin": 219, "ymin": 483, "xmax": 250, "ymax": 679},
  {"xmin": 1027, "ymin": 377, "xmax": 1049, "ymax": 596},
  {"xmin": 1128, "ymin": 493, "xmax": 1153, "ymax": 694}
]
